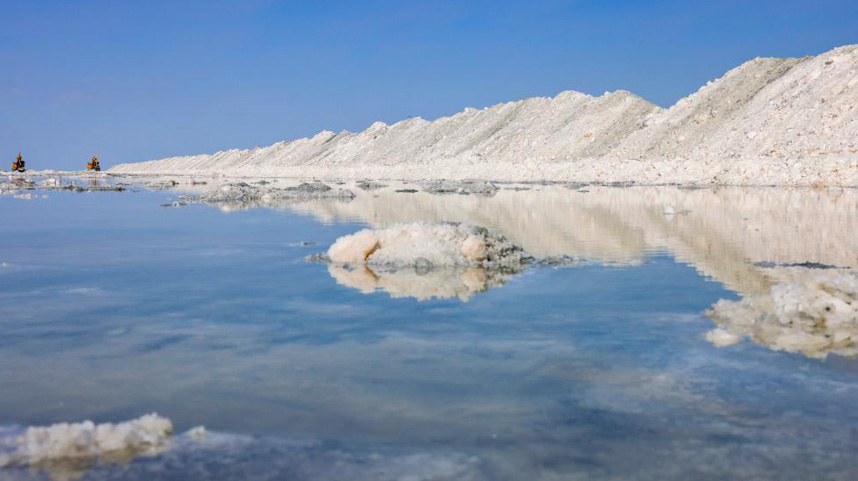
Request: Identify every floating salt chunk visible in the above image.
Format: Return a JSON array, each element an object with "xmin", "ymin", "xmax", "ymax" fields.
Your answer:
[
  {"xmin": 706, "ymin": 272, "xmax": 858, "ymax": 358},
  {"xmin": 185, "ymin": 426, "xmax": 206, "ymax": 442}
]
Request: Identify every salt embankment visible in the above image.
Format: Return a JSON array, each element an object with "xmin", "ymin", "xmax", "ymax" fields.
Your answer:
[
  {"xmin": 705, "ymin": 272, "xmax": 858, "ymax": 358},
  {"xmin": 111, "ymin": 45, "xmax": 858, "ymax": 186}
]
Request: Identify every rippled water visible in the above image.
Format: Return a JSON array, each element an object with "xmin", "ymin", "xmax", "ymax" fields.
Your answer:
[{"xmin": 1, "ymin": 180, "xmax": 857, "ymax": 480}]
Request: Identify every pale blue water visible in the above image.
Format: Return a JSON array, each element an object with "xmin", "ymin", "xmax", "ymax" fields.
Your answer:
[{"xmin": 1, "ymin": 186, "xmax": 857, "ymax": 480}]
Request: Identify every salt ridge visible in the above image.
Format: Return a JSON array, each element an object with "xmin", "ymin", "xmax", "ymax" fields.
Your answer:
[{"xmin": 111, "ymin": 45, "xmax": 858, "ymax": 185}]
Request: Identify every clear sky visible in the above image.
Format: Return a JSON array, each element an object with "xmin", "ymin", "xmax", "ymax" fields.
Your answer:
[{"xmin": 2, "ymin": 0, "xmax": 857, "ymax": 170}]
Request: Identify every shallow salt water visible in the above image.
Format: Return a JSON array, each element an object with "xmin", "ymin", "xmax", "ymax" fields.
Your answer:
[{"xmin": 1, "ymin": 180, "xmax": 858, "ymax": 480}]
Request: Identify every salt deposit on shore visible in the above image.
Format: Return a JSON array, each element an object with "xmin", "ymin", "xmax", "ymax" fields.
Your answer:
[
  {"xmin": 705, "ymin": 272, "xmax": 858, "ymax": 358},
  {"xmin": 111, "ymin": 45, "xmax": 858, "ymax": 186}
]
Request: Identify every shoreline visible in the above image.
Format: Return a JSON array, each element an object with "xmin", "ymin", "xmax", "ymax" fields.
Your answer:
[
  {"xmin": 6, "ymin": 167, "xmax": 858, "ymax": 188},
  {"xmin": 107, "ymin": 155, "xmax": 858, "ymax": 187}
]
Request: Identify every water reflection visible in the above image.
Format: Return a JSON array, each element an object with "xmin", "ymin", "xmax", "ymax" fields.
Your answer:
[
  {"xmin": 2, "ymin": 182, "xmax": 858, "ymax": 480},
  {"xmin": 287, "ymin": 184, "xmax": 858, "ymax": 358},
  {"xmin": 327, "ymin": 264, "xmax": 512, "ymax": 302},
  {"xmin": 0, "ymin": 430, "xmax": 483, "ymax": 481},
  {"xmin": 284, "ymin": 184, "xmax": 857, "ymax": 297}
]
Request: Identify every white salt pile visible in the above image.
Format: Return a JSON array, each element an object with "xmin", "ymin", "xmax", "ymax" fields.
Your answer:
[
  {"xmin": 111, "ymin": 45, "xmax": 858, "ymax": 186},
  {"xmin": 705, "ymin": 272, "xmax": 858, "ymax": 358},
  {"xmin": 0, "ymin": 414, "xmax": 173, "ymax": 470},
  {"xmin": 326, "ymin": 222, "xmax": 528, "ymax": 269},
  {"xmin": 318, "ymin": 222, "xmax": 588, "ymax": 300}
]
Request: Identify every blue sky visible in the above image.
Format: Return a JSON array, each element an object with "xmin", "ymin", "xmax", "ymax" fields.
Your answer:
[{"xmin": 2, "ymin": 0, "xmax": 857, "ymax": 170}]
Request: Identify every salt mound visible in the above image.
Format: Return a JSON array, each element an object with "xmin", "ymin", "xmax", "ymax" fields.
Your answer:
[
  {"xmin": 705, "ymin": 272, "xmax": 858, "ymax": 358},
  {"xmin": 317, "ymin": 222, "xmax": 585, "ymax": 300},
  {"xmin": 0, "ymin": 414, "xmax": 172, "ymax": 473},
  {"xmin": 326, "ymin": 222, "xmax": 529, "ymax": 269}
]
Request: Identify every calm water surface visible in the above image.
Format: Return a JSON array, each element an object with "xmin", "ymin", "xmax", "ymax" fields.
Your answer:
[{"xmin": 1, "ymin": 181, "xmax": 857, "ymax": 480}]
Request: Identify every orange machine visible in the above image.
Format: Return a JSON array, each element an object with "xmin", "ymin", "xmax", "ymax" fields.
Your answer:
[
  {"xmin": 11, "ymin": 152, "xmax": 25, "ymax": 172},
  {"xmin": 86, "ymin": 155, "xmax": 101, "ymax": 171}
]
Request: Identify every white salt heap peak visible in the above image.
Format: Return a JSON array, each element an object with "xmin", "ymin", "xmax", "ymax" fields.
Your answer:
[{"xmin": 706, "ymin": 272, "xmax": 858, "ymax": 358}]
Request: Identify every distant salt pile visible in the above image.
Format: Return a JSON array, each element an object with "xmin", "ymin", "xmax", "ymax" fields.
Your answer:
[
  {"xmin": 111, "ymin": 45, "xmax": 858, "ymax": 186},
  {"xmin": 705, "ymin": 272, "xmax": 858, "ymax": 358},
  {"xmin": 326, "ymin": 222, "xmax": 529, "ymax": 269}
]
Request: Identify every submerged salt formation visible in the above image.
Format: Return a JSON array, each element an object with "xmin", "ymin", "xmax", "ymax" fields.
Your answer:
[
  {"xmin": 111, "ymin": 45, "xmax": 858, "ymax": 186},
  {"xmin": 194, "ymin": 181, "xmax": 355, "ymax": 211},
  {"xmin": 705, "ymin": 272, "xmax": 858, "ymax": 358}
]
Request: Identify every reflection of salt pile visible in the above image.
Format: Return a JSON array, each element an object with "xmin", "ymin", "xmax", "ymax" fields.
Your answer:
[
  {"xmin": 328, "ymin": 265, "xmax": 508, "ymax": 302},
  {"xmin": 706, "ymin": 272, "xmax": 858, "ymax": 359},
  {"xmin": 325, "ymin": 222, "xmax": 530, "ymax": 301},
  {"xmin": 0, "ymin": 414, "xmax": 174, "ymax": 481},
  {"xmin": 291, "ymin": 185, "xmax": 858, "ymax": 297}
]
